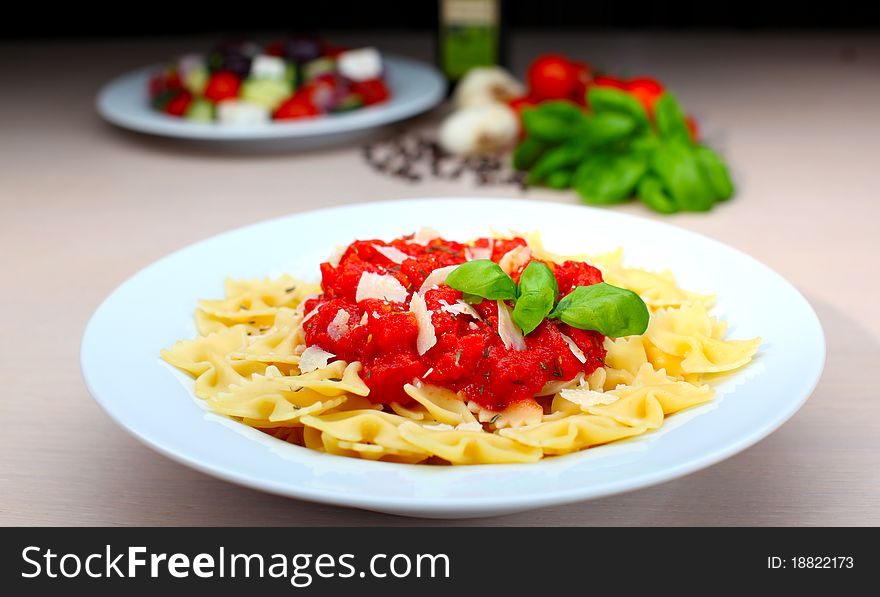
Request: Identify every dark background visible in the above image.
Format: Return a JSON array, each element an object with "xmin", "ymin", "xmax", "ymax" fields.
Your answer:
[{"xmin": 3, "ymin": 1, "xmax": 880, "ymax": 40}]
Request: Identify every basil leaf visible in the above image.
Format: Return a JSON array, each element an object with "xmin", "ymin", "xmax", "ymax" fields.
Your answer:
[
  {"xmin": 574, "ymin": 151, "xmax": 647, "ymax": 205},
  {"xmin": 694, "ymin": 145, "xmax": 735, "ymax": 201},
  {"xmin": 654, "ymin": 93, "xmax": 691, "ymax": 143},
  {"xmin": 512, "ymin": 261, "xmax": 558, "ymax": 335},
  {"xmin": 549, "ymin": 282, "xmax": 649, "ymax": 337},
  {"xmin": 527, "ymin": 140, "xmax": 588, "ymax": 184},
  {"xmin": 587, "ymin": 87, "xmax": 650, "ymax": 130},
  {"xmin": 445, "ymin": 260, "xmax": 517, "ymax": 301},
  {"xmin": 650, "ymin": 140, "xmax": 715, "ymax": 211},
  {"xmin": 545, "ymin": 169, "xmax": 573, "ymax": 189},
  {"xmin": 580, "ymin": 112, "xmax": 638, "ymax": 148},
  {"xmin": 637, "ymin": 174, "xmax": 678, "ymax": 214},
  {"xmin": 512, "ymin": 137, "xmax": 546, "ymax": 171},
  {"xmin": 522, "ymin": 101, "xmax": 587, "ymax": 142}
]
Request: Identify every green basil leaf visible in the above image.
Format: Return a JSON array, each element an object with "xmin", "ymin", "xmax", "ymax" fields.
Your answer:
[
  {"xmin": 522, "ymin": 101, "xmax": 587, "ymax": 142},
  {"xmin": 545, "ymin": 169, "xmax": 573, "ymax": 189},
  {"xmin": 650, "ymin": 140, "xmax": 716, "ymax": 211},
  {"xmin": 512, "ymin": 261, "xmax": 558, "ymax": 335},
  {"xmin": 549, "ymin": 282, "xmax": 649, "ymax": 337},
  {"xmin": 527, "ymin": 140, "xmax": 588, "ymax": 184},
  {"xmin": 461, "ymin": 292, "xmax": 484, "ymax": 305},
  {"xmin": 512, "ymin": 137, "xmax": 547, "ymax": 171},
  {"xmin": 574, "ymin": 151, "xmax": 648, "ymax": 205},
  {"xmin": 587, "ymin": 87, "xmax": 650, "ymax": 130},
  {"xmin": 445, "ymin": 260, "xmax": 517, "ymax": 301},
  {"xmin": 580, "ymin": 112, "xmax": 638, "ymax": 148},
  {"xmin": 654, "ymin": 93, "xmax": 691, "ymax": 143},
  {"xmin": 637, "ymin": 174, "xmax": 678, "ymax": 214},
  {"xmin": 694, "ymin": 145, "xmax": 735, "ymax": 201}
]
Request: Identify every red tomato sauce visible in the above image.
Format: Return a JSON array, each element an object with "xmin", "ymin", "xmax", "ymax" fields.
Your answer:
[{"xmin": 303, "ymin": 235, "xmax": 606, "ymax": 411}]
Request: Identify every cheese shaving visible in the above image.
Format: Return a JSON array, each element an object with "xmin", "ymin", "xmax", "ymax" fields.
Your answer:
[
  {"xmin": 465, "ymin": 246, "xmax": 491, "ymax": 261},
  {"xmin": 298, "ymin": 345, "xmax": 335, "ymax": 373},
  {"xmin": 409, "ymin": 292, "xmax": 437, "ymax": 356},
  {"xmin": 439, "ymin": 299, "xmax": 482, "ymax": 320},
  {"xmin": 355, "ymin": 272, "xmax": 409, "ymax": 303},
  {"xmin": 372, "ymin": 244, "xmax": 410, "ymax": 264},
  {"xmin": 499, "ymin": 245, "xmax": 532, "ymax": 275},
  {"xmin": 559, "ymin": 387, "xmax": 621, "ymax": 407},
  {"xmin": 418, "ymin": 265, "xmax": 458, "ymax": 294},
  {"xmin": 408, "ymin": 227, "xmax": 441, "ymax": 245},
  {"xmin": 559, "ymin": 332, "xmax": 587, "ymax": 363},
  {"xmin": 327, "ymin": 309, "xmax": 351, "ymax": 341},
  {"xmin": 496, "ymin": 300, "xmax": 526, "ymax": 350}
]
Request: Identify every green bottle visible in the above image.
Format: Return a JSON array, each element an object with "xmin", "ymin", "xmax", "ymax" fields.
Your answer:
[{"xmin": 437, "ymin": 0, "xmax": 507, "ymax": 89}]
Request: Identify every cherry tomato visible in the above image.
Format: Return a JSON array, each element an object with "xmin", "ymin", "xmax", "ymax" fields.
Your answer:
[
  {"xmin": 350, "ymin": 78, "xmax": 390, "ymax": 105},
  {"xmin": 507, "ymin": 95, "xmax": 537, "ymax": 118},
  {"xmin": 527, "ymin": 54, "xmax": 578, "ymax": 101},
  {"xmin": 163, "ymin": 91, "xmax": 193, "ymax": 116},
  {"xmin": 592, "ymin": 75, "xmax": 627, "ymax": 90},
  {"xmin": 265, "ymin": 41, "xmax": 284, "ymax": 57},
  {"xmin": 625, "ymin": 77, "xmax": 665, "ymax": 115},
  {"xmin": 686, "ymin": 116, "xmax": 699, "ymax": 142},
  {"xmin": 204, "ymin": 71, "xmax": 241, "ymax": 102},
  {"xmin": 274, "ymin": 94, "xmax": 321, "ymax": 120},
  {"xmin": 569, "ymin": 61, "xmax": 592, "ymax": 105}
]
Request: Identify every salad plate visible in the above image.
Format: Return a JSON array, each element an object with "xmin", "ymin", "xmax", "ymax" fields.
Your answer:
[
  {"xmin": 96, "ymin": 55, "xmax": 444, "ymax": 147},
  {"xmin": 80, "ymin": 198, "xmax": 824, "ymax": 518}
]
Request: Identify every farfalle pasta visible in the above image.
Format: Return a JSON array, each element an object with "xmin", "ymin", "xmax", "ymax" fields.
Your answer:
[{"xmin": 161, "ymin": 230, "xmax": 760, "ymax": 465}]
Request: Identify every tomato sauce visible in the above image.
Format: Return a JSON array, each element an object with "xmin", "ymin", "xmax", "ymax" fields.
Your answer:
[{"xmin": 303, "ymin": 234, "xmax": 606, "ymax": 411}]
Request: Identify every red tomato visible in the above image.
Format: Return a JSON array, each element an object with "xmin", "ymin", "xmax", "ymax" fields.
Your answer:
[
  {"xmin": 527, "ymin": 54, "xmax": 579, "ymax": 101},
  {"xmin": 592, "ymin": 75, "xmax": 627, "ymax": 90},
  {"xmin": 625, "ymin": 77, "xmax": 664, "ymax": 115},
  {"xmin": 350, "ymin": 78, "xmax": 390, "ymax": 105},
  {"xmin": 265, "ymin": 41, "xmax": 284, "ymax": 57},
  {"xmin": 204, "ymin": 71, "xmax": 241, "ymax": 102},
  {"xmin": 569, "ymin": 61, "xmax": 592, "ymax": 105},
  {"xmin": 163, "ymin": 91, "xmax": 192, "ymax": 116},
  {"xmin": 686, "ymin": 115, "xmax": 699, "ymax": 141},
  {"xmin": 507, "ymin": 95, "xmax": 537, "ymax": 118},
  {"xmin": 274, "ymin": 94, "xmax": 321, "ymax": 120},
  {"xmin": 322, "ymin": 45, "xmax": 349, "ymax": 59}
]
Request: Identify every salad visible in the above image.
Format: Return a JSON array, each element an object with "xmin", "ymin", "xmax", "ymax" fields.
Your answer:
[{"xmin": 148, "ymin": 37, "xmax": 391, "ymax": 124}]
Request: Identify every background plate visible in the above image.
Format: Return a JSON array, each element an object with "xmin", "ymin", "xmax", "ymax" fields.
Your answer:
[
  {"xmin": 96, "ymin": 55, "xmax": 445, "ymax": 146},
  {"xmin": 80, "ymin": 199, "xmax": 824, "ymax": 518}
]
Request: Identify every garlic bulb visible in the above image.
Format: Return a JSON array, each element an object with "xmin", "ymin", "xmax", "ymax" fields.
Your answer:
[
  {"xmin": 454, "ymin": 66, "xmax": 525, "ymax": 109},
  {"xmin": 438, "ymin": 103, "xmax": 520, "ymax": 155}
]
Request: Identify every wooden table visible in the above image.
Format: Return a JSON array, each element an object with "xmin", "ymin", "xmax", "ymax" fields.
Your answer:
[{"xmin": 2, "ymin": 32, "xmax": 878, "ymax": 526}]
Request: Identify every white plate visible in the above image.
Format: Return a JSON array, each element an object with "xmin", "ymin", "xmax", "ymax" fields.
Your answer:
[
  {"xmin": 96, "ymin": 55, "xmax": 445, "ymax": 145},
  {"xmin": 80, "ymin": 199, "xmax": 824, "ymax": 518}
]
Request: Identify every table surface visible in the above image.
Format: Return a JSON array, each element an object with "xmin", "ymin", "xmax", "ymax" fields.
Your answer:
[{"xmin": 2, "ymin": 31, "xmax": 878, "ymax": 526}]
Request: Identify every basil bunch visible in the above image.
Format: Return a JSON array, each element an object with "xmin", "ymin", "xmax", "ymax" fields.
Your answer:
[
  {"xmin": 514, "ymin": 89, "xmax": 734, "ymax": 214},
  {"xmin": 444, "ymin": 260, "xmax": 649, "ymax": 337}
]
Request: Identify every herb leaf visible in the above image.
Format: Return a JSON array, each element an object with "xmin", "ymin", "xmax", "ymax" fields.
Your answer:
[
  {"xmin": 512, "ymin": 261, "xmax": 558, "ymax": 335},
  {"xmin": 549, "ymin": 282, "xmax": 649, "ymax": 337},
  {"xmin": 445, "ymin": 260, "xmax": 517, "ymax": 301},
  {"xmin": 653, "ymin": 92, "xmax": 691, "ymax": 143}
]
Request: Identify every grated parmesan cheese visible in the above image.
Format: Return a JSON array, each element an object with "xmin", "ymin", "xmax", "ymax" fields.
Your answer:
[
  {"xmin": 355, "ymin": 272, "xmax": 409, "ymax": 303},
  {"xmin": 559, "ymin": 332, "xmax": 587, "ymax": 363},
  {"xmin": 327, "ymin": 245, "xmax": 346, "ymax": 267},
  {"xmin": 359, "ymin": 312, "xmax": 369, "ymax": 326},
  {"xmin": 327, "ymin": 309, "xmax": 351, "ymax": 341},
  {"xmin": 372, "ymin": 244, "xmax": 410, "ymax": 264},
  {"xmin": 496, "ymin": 300, "xmax": 526, "ymax": 350},
  {"xmin": 298, "ymin": 345, "xmax": 335, "ymax": 373},
  {"xmin": 301, "ymin": 305, "xmax": 321, "ymax": 325},
  {"xmin": 409, "ymin": 292, "xmax": 437, "ymax": 355}
]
